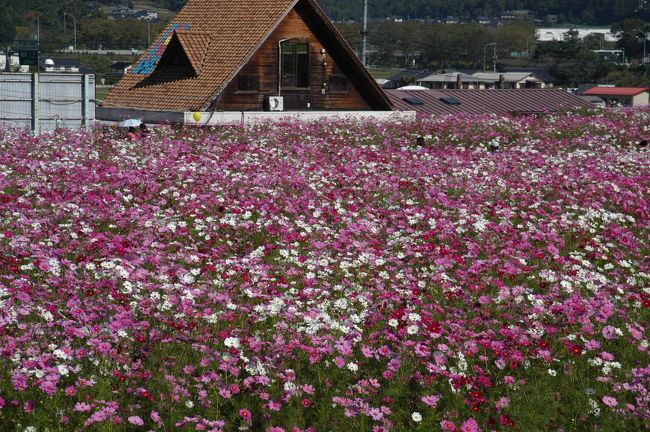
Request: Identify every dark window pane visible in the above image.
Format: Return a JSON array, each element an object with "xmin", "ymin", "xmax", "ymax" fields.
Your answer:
[
  {"xmin": 329, "ymin": 75, "xmax": 348, "ymax": 92},
  {"xmin": 237, "ymin": 75, "xmax": 259, "ymax": 92},
  {"xmin": 281, "ymin": 42, "xmax": 309, "ymax": 88}
]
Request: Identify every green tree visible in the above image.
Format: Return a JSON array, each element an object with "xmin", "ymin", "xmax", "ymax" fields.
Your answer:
[
  {"xmin": 494, "ymin": 22, "xmax": 537, "ymax": 57},
  {"xmin": 611, "ymin": 19, "xmax": 650, "ymax": 62},
  {"xmin": 0, "ymin": 11, "xmax": 16, "ymax": 46}
]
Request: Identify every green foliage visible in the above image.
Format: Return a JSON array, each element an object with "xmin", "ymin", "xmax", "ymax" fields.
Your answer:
[
  {"xmin": 317, "ymin": 0, "xmax": 648, "ymax": 24},
  {"xmin": 0, "ymin": 11, "xmax": 16, "ymax": 46},
  {"xmin": 611, "ymin": 19, "xmax": 650, "ymax": 61}
]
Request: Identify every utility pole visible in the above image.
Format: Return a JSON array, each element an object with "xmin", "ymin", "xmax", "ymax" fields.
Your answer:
[
  {"xmin": 361, "ymin": 0, "xmax": 368, "ymax": 66},
  {"xmin": 483, "ymin": 42, "xmax": 496, "ymax": 71}
]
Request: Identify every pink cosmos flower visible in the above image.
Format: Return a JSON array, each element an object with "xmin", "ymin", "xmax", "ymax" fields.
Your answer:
[
  {"xmin": 602, "ymin": 326, "xmax": 618, "ymax": 339},
  {"xmin": 602, "ymin": 396, "xmax": 618, "ymax": 407},
  {"xmin": 239, "ymin": 408, "xmax": 252, "ymax": 419},
  {"xmin": 584, "ymin": 339, "xmax": 600, "ymax": 350},
  {"xmin": 73, "ymin": 402, "xmax": 92, "ymax": 412},
  {"xmin": 421, "ymin": 394, "xmax": 442, "ymax": 407},
  {"xmin": 600, "ymin": 351, "xmax": 615, "ymax": 361},
  {"xmin": 440, "ymin": 420, "xmax": 456, "ymax": 431},
  {"xmin": 96, "ymin": 342, "xmax": 112, "ymax": 354},
  {"xmin": 460, "ymin": 417, "xmax": 481, "ymax": 432},
  {"xmin": 368, "ymin": 408, "xmax": 383, "ymax": 420},
  {"xmin": 495, "ymin": 396, "xmax": 510, "ymax": 410},
  {"xmin": 128, "ymin": 415, "xmax": 144, "ymax": 426}
]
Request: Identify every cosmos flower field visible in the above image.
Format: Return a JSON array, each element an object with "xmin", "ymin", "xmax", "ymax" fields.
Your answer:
[{"xmin": 0, "ymin": 109, "xmax": 649, "ymax": 432}]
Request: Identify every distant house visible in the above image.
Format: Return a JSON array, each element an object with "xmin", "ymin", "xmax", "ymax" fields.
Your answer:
[
  {"xmin": 386, "ymin": 88, "xmax": 592, "ymax": 116},
  {"xmin": 536, "ymin": 28, "xmax": 617, "ymax": 43},
  {"xmin": 504, "ymin": 67, "xmax": 557, "ymax": 85},
  {"xmin": 417, "ymin": 72, "xmax": 493, "ymax": 90},
  {"xmin": 110, "ymin": 61, "xmax": 133, "ymax": 76},
  {"xmin": 109, "ymin": 7, "xmax": 158, "ymax": 20},
  {"xmin": 593, "ymin": 50, "xmax": 625, "ymax": 64},
  {"xmin": 471, "ymin": 72, "xmax": 548, "ymax": 89},
  {"xmin": 416, "ymin": 71, "xmax": 550, "ymax": 90},
  {"xmin": 101, "ymin": 0, "xmax": 393, "ymax": 119},
  {"xmin": 385, "ymin": 69, "xmax": 430, "ymax": 88},
  {"xmin": 39, "ymin": 57, "xmax": 92, "ymax": 74},
  {"xmin": 580, "ymin": 87, "xmax": 649, "ymax": 107}
]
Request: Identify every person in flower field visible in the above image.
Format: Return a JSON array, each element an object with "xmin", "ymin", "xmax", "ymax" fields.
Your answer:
[{"xmin": 126, "ymin": 127, "xmax": 139, "ymax": 140}]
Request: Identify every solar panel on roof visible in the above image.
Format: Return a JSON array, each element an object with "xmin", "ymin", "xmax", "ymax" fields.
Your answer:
[
  {"xmin": 403, "ymin": 97, "xmax": 424, "ymax": 105},
  {"xmin": 440, "ymin": 97, "xmax": 461, "ymax": 105}
]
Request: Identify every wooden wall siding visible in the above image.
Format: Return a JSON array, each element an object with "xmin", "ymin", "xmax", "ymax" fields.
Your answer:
[{"xmin": 215, "ymin": 9, "xmax": 371, "ymax": 111}]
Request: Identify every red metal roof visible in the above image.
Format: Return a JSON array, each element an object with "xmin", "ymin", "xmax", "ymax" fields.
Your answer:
[
  {"xmin": 386, "ymin": 89, "xmax": 592, "ymax": 116},
  {"xmin": 582, "ymin": 87, "xmax": 649, "ymax": 96}
]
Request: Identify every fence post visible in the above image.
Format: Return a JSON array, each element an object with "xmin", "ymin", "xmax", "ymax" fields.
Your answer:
[
  {"xmin": 31, "ymin": 73, "xmax": 39, "ymax": 134},
  {"xmin": 82, "ymin": 74, "xmax": 90, "ymax": 128}
]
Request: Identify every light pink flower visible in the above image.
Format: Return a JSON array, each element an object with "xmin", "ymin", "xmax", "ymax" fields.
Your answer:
[
  {"xmin": 128, "ymin": 416, "xmax": 144, "ymax": 426},
  {"xmin": 602, "ymin": 396, "xmax": 618, "ymax": 407}
]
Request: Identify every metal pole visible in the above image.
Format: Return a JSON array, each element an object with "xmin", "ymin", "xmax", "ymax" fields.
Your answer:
[
  {"xmin": 277, "ymin": 37, "xmax": 290, "ymax": 96},
  {"xmin": 82, "ymin": 74, "xmax": 90, "ymax": 128},
  {"xmin": 362, "ymin": 0, "xmax": 368, "ymax": 66},
  {"xmin": 493, "ymin": 43, "xmax": 497, "ymax": 72},
  {"xmin": 31, "ymin": 73, "xmax": 40, "ymax": 134},
  {"xmin": 483, "ymin": 45, "xmax": 486, "ymax": 71},
  {"xmin": 483, "ymin": 43, "xmax": 495, "ymax": 71}
]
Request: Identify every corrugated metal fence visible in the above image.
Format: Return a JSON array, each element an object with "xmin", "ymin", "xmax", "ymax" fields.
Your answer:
[{"xmin": 0, "ymin": 73, "xmax": 95, "ymax": 133}]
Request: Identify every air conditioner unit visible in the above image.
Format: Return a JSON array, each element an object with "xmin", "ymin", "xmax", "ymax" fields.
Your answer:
[{"xmin": 267, "ymin": 96, "xmax": 284, "ymax": 111}]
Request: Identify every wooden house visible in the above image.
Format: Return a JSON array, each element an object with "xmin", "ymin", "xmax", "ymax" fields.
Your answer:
[{"xmin": 101, "ymin": 0, "xmax": 393, "ymax": 118}]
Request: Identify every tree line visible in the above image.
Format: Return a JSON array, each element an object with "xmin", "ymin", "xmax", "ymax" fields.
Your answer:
[
  {"xmin": 338, "ymin": 18, "xmax": 650, "ymax": 87},
  {"xmin": 322, "ymin": 0, "xmax": 650, "ymax": 25}
]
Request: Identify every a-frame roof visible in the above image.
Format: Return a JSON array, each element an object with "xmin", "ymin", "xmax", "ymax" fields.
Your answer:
[{"xmin": 103, "ymin": 0, "xmax": 392, "ymax": 112}]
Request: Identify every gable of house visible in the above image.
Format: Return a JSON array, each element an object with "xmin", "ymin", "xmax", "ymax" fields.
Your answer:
[{"xmin": 103, "ymin": 0, "xmax": 391, "ymax": 112}]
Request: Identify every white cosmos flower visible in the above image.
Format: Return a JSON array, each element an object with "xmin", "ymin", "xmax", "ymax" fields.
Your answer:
[
  {"xmin": 224, "ymin": 337, "xmax": 240, "ymax": 349},
  {"xmin": 411, "ymin": 412, "xmax": 422, "ymax": 422},
  {"xmin": 407, "ymin": 325, "xmax": 419, "ymax": 335}
]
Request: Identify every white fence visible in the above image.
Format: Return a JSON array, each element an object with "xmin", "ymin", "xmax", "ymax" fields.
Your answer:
[
  {"xmin": 97, "ymin": 107, "xmax": 415, "ymax": 126},
  {"xmin": 0, "ymin": 73, "xmax": 95, "ymax": 133}
]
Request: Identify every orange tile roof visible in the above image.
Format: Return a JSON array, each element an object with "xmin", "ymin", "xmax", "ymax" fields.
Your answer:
[
  {"xmin": 175, "ymin": 31, "xmax": 211, "ymax": 74},
  {"xmin": 582, "ymin": 87, "xmax": 649, "ymax": 96},
  {"xmin": 104, "ymin": 0, "xmax": 297, "ymax": 111}
]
